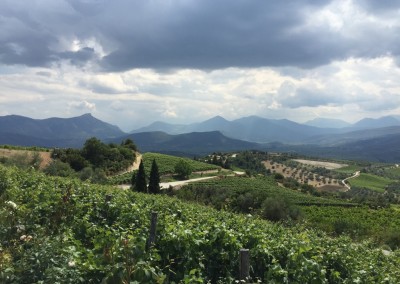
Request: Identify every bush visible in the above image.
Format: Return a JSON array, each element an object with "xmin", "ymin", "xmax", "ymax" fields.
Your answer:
[
  {"xmin": 274, "ymin": 173, "xmax": 284, "ymax": 181},
  {"xmin": 79, "ymin": 167, "xmax": 94, "ymax": 181},
  {"xmin": 379, "ymin": 230, "xmax": 400, "ymax": 250},
  {"xmin": 260, "ymin": 197, "xmax": 302, "ymax": 222},
  {"xmin": 44, "ymin": 160, "xmax": 75, "ymax": 177},
  {"xmin": 174, "ymin": 160, "xmax": 192, "ymax": 180}
]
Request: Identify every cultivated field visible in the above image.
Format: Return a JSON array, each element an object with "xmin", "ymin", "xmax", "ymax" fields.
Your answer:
[
  {"xmin": 293, "ymin": 159, "xmax": 348, "ymax": 170},
  {"xmin": 348, "ymin": 173, "xmax": 392, "ymax": 192},
  {"xmin": 263, "ymin": 160, "xmax": 346, "ymax": 191}
]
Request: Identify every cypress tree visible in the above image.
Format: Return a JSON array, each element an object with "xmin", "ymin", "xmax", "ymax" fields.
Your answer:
[
  {"xmin": 131, "ymin": 170, "xmax": 136, "ymax": 188},
  {"xmin": 148, "ymin": 159, "xmax": 161, "ymax": 194},
  {"xmin": 135, "ymin": 160, "xmax": 147, "ymax": 193}
]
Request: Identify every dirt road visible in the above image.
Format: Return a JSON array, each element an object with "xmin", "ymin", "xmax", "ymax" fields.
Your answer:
[
  {"xmin": 117, "ymin": 175, "xmax": 218, "ymax": 190},
  {"xmin": 341, "ymin": 171, "xmax": 360, "ymax": 190},
  {"xmin": 114, "ymin": 153, "xmax": 142, "ymax": 177},
  {"xmin": 160, "ymin": 176, "xmax": 219, "ymax": 188}
]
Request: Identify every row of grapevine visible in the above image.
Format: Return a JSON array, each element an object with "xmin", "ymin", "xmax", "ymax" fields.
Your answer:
[
  {"xmin": 184, "ymin": 176, "xmax": 353, "ymax": 206},
  {"xmin": 1, "ymin": 165, "xmax": 400, "ymax": 283},
  {"xmin": 142, "ymin": 153, "xmax": 220, "ymax": 175},
  {"xmin": 302, "ymin": 206, "xmax": 400, "ymax": 242}
]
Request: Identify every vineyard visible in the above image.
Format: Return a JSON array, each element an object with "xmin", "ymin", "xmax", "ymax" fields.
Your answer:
[
  {"xmin": 142, "ymin": 152, "xmax": 220, "ymax": 175},
  {"xmin": 108, "ymin": 152, "xmax": 221, "ymax": 185},
  {"xmin": 348, "ymin": 173, "xmax": 393, "ymax": 192},
  {"xmin": 176, "ymin": 176, "xmax": 400, "ymax": 243},
  {"xmin": 302, "ymin": 206, "xmax": 400, "ymax": 242},
  {"xmin": 2, "ymin": 165, "xmax": 400, "ymax": 283},
  {"xmin": 179, "ymin": 176, "xmax": 353, "ymax": 206}
]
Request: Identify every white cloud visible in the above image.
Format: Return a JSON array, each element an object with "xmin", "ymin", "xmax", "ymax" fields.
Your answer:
[
  {"xmin": 2, "ymin": 56, "xmax": 400, "ymax": 129},
  {"xmin": 68, "ymin": 100, "xmax": 96, "ymax": 111},
  {"xmin": 1, "ymin": 0, "xmax": 400, "ymax": 129}
]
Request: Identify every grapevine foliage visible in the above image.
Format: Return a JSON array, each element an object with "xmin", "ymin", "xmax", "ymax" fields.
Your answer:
[{"xmin": 1, "ymin": 165, "xmax": 400, "ymax": 283}]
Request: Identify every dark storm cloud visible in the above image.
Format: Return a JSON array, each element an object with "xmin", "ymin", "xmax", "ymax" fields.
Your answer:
[
  {"xmin": 99, "ymin": 0, "xmax": 340, "ymax": 70},
  {"xmin": 359, "ymin": 0, "xmax": 400, "ymax": 13},
  {"xmin": 0, "ymin": 0, "xmax": 399, "ymax": 71},
  {"xmin": 59, "ymin": 47, "xmax": 96, "ymax": 65}
]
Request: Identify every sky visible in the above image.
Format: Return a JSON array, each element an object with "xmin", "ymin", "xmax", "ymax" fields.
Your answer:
[{"xmin": 1, "ymin": 0, "xmax": 400, "ymax": 131}]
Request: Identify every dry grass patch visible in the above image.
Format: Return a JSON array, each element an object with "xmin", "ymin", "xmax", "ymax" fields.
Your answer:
[
  {"xmin": 0, "ymin": 148, "xmax": 52, "ymax": 169},
  {"xmin": 293, "ymin": 159, "xmax": 347, "ymax": 170}
]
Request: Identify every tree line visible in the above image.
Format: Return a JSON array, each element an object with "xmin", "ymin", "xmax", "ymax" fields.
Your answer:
[{"xmin": 46, "ymin": 137, "xmax": 137, "ymax": 183}]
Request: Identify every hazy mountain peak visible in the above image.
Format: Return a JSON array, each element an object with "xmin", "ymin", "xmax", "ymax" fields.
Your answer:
[
  {"xmin": 353, "ymin": 116, "xmax": 400, "ymax": 128},
  {"xmin": 305, "ymin": 117, "xmax": 351, "ymax": 128},
  {"xmin": 204, "ymin": 115, "xmax": 228, "ymax": 122}
]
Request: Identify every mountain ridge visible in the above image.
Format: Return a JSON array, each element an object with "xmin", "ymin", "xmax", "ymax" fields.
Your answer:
[
  {"xmin": 0, "ymin": 113, "xmax": 125, "ymax": 147},
  {"xmin": 112, "ymin": 130, "xmax": 260, "ymax": 155},
  {"xmin": 2, "ymin": 113, "xmax": 400, "ymax": 162}
]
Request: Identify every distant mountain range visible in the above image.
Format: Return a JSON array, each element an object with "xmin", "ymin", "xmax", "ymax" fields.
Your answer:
[
  {"xmin": 110, "ymin": 131, "xmax": 259, "ymax": 156},
  {"xmin": 132, "ymin": 115, "xmax": 400, "ymax": 144},
  {"xmin": 133, "ymin": 115, "xmax": 332, "ymax": 143},
  {"xmin": 0, "ymin": 113, "xmax": 124, "ymax": 147},
  {"xmin": 267, "ymin": 133, "xmax": 400, "ymax": 163},
  {"xmin": 1, "ymin": 113, "xmax": 400, "ymax": 162}
]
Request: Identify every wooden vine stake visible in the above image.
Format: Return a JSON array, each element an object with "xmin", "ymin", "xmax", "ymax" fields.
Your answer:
[
  {"xmin": 105, "ymin": 194, "xmax": 112, "ymax": 203},
  {"xmin": 146, "ymin": 211, "xmax": 158, "ymax": 250},
  {"xmin": 239, "ymin": 248, "xmax": 250, "ymax": 282}
]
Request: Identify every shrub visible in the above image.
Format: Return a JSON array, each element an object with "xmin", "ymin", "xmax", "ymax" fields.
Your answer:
[
  {"xmin": 274, "ymin": 173, "xmax": 284, "ymax": 181},
  {"xmin": 379, "ymin": 230, "xmax": 400, "ymax": 250},
  {"xmin": 174, "ymin": 160, "xmax": 192, "ymax": 180},
  {"xmin": 261, "ymin": 197, "xmax": 302, "ymax": 222},
  {"xmin": 44, "ymin": 160, "xmax": 75, "ymax": 177}
]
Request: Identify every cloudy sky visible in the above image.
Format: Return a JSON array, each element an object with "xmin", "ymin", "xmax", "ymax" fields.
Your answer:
[{"xmin": 1, "ymin": 0, "xmax": 400, "ymax": 131}]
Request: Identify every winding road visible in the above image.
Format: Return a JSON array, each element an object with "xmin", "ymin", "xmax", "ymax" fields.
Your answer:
[{"xmin": 341, "ymin": 171, "xmax": 360, "ymax": 191}]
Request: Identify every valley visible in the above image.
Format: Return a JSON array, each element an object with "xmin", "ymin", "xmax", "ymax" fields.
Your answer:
[
  {"xmin": 3, "ymin": 1, "xmax": 400, "ymax": 282},
  {"xmin": 1, "ymin": 116, "xmax": 400, "ymax": 282}
]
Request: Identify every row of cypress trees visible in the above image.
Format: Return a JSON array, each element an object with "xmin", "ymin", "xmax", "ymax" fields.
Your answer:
[{"xmin": 132, "ymin": 159, "xmax": 161, "ymax": 194}]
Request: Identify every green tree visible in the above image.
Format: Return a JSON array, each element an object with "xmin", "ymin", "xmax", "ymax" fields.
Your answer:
[
  {"xmin": 121, "ymin": 138, "xmax": 137, "ymax": 151},
  {"xmin": 148, "ymin": 159, "xmax": 161, "ymax": 194},
  {"xmin": 174, "ymin": 159, "xmax": 192, "ymax": 180},
  {"xmin": 134, "ymin": 160, "xmax": 147, "ymax": 193},
  {"xmin": 131, "ymin": 170, "xmax": 136, "ymax": 188},
  {"xmin": 81, "ymin": 137, "xmax": 107, "ymax": 167}
]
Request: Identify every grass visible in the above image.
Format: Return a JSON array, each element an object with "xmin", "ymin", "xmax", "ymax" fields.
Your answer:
[{"xmin": 348, "ymin": 173, "xmax": 392, "ymax": 192}]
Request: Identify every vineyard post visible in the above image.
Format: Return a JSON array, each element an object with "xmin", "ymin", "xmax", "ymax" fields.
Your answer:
[
  {"xmin": 146, "ymin": 211, "xmax": 158, "ymax": 250},
  {"xmin": 105, "ymin": 194, "xmax": 112, "ymax": 203},
  {"xmin": 239, "ymin": 249, "xmax": 250, "ymax": 282}
]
